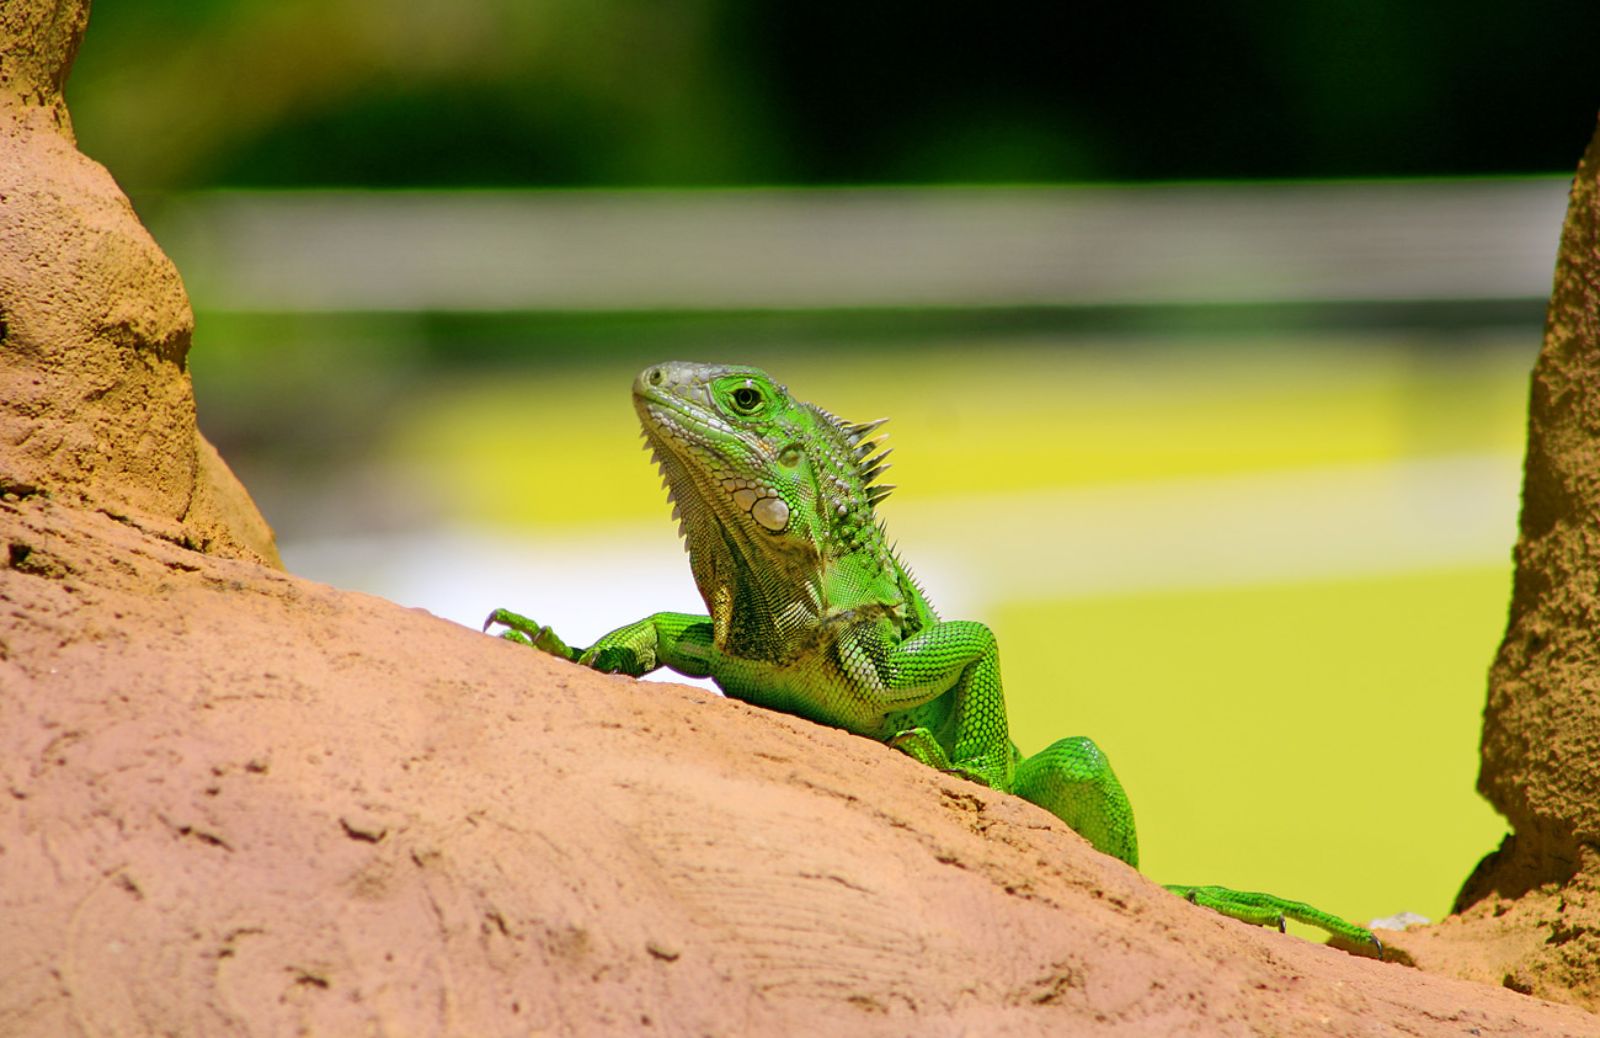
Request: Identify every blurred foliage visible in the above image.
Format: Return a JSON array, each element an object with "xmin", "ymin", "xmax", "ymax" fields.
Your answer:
[{"xmin": 70, "ymin": 0, "xmax": 1599, "ymax": 192}]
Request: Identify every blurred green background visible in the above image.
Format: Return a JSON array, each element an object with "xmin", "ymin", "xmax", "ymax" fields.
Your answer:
[{"xmin": 67, "ymin": 0, "xmax": 1600, "ymax": 933}]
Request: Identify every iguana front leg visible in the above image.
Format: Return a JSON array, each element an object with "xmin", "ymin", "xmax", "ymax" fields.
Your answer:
[
  {"xmin": 484, "ymin": 608, "xmax": 714, "ymax": 679},
  {"xmin": 875, "ymin": 621, "xmax": 1138, "ymax": 867},
  {"xmin": 872, "ymin": 620, "xmax": 1137, "ymax": 865},
  {"xmin": 872, "ymin": 619, "xmax": 1015, "ymax": 790}
]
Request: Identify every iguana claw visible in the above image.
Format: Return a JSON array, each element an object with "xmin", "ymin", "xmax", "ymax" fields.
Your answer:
[{"xmin": 483, "ymin": 608, "xmax": 579, "ymax": 659}]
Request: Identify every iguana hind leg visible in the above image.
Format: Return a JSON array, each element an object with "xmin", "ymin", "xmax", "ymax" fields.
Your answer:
[
  {"xmin": 1013, "ymin": 735, "xmax": 1139, "ymax": 869},
  {"xmin": 1011, "ymin": 737, "xmax": 1379, "ymax": 952}
]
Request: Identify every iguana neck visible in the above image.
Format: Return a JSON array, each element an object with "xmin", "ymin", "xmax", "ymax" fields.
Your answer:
[{"xmin": 677, "ymin": 478, "xmax": 822, "ymax": 654}]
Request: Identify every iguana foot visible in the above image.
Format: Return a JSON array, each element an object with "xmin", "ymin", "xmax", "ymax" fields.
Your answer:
[
  {"xmin": 483, "ymin": 608, "xmax": 579, "ymax": 660},
  {"xmin": 1165, "ymin": 883, "xmax": 1383, "ymax": 956},
  {"xmin": 889, "ymin": 727, "xmax": 1006, "ymax": 788}
]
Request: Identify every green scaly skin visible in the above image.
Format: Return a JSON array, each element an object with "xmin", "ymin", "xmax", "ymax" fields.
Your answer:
[{"xmin": 486, "ymin": 361, "xmax": 1381, "ymax": 956}]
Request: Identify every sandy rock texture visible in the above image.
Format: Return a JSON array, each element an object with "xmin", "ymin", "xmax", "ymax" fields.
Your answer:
[
  {"xmin": 3, "ymin": 495, "xmax": 1599, "ymax": 1037},
  {"xmin": 0, "ymin": 0, "xmax": 279, "ymax": 568},
  {"xmin": 1381, "ymin": 114, "xmax": 1600, "ymax": 1011}
]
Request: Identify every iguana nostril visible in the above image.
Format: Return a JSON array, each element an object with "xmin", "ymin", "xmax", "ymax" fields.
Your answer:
[{"xmin": 648, "ymin": 368, "xmax": 664, "ymax": 386}]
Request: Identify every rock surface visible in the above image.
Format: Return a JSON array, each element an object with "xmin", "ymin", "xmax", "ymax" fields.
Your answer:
[
  {"xmin": 2, "ymin": 495, "xmax": 1598, "ymax": 1037},
  {"xmin": 1479, "ymin": 114, "xmax": 1600, "ymax": 880},
  {"xmin": 0, "ymin": 0, "xmax": 279, "ymax": 568},
  {"xmin": 1403, "ymin": 111, "xmax": 1600, "ymax": 1011}
]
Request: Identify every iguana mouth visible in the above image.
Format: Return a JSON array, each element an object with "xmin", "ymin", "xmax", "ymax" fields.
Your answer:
[
  {"xmin": 637, "ymin": 401, "xmax": 793, "ymax": 536},
  {"xmin": 633, "ymin": 364, "xmax": 726, "ymax": 452}
]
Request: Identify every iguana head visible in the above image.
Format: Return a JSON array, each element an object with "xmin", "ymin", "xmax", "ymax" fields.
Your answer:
[{"xmin": 632, "ymin": 361, "xmax": 895, "ymax": 578}]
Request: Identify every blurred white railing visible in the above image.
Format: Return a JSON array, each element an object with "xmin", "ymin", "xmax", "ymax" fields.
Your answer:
[{"xmin": 148, "ymin": 179, "xmax": 1569, "ymax": 313}]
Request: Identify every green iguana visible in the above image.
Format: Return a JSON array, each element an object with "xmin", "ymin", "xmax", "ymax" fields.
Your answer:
[{"xmin": 486, "ymin": 360, "xmax": 1381, "ymax": 954}]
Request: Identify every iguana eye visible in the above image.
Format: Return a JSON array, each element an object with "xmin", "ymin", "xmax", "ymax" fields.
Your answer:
[{"xmin": 730, "ymin": 385, "xmax": 762, "ymax": 414}]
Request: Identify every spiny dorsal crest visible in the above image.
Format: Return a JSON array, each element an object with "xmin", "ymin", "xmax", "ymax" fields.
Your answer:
[{"xmin": 809, "ymin": 405, "xmax": 897, "ymax": 506}]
